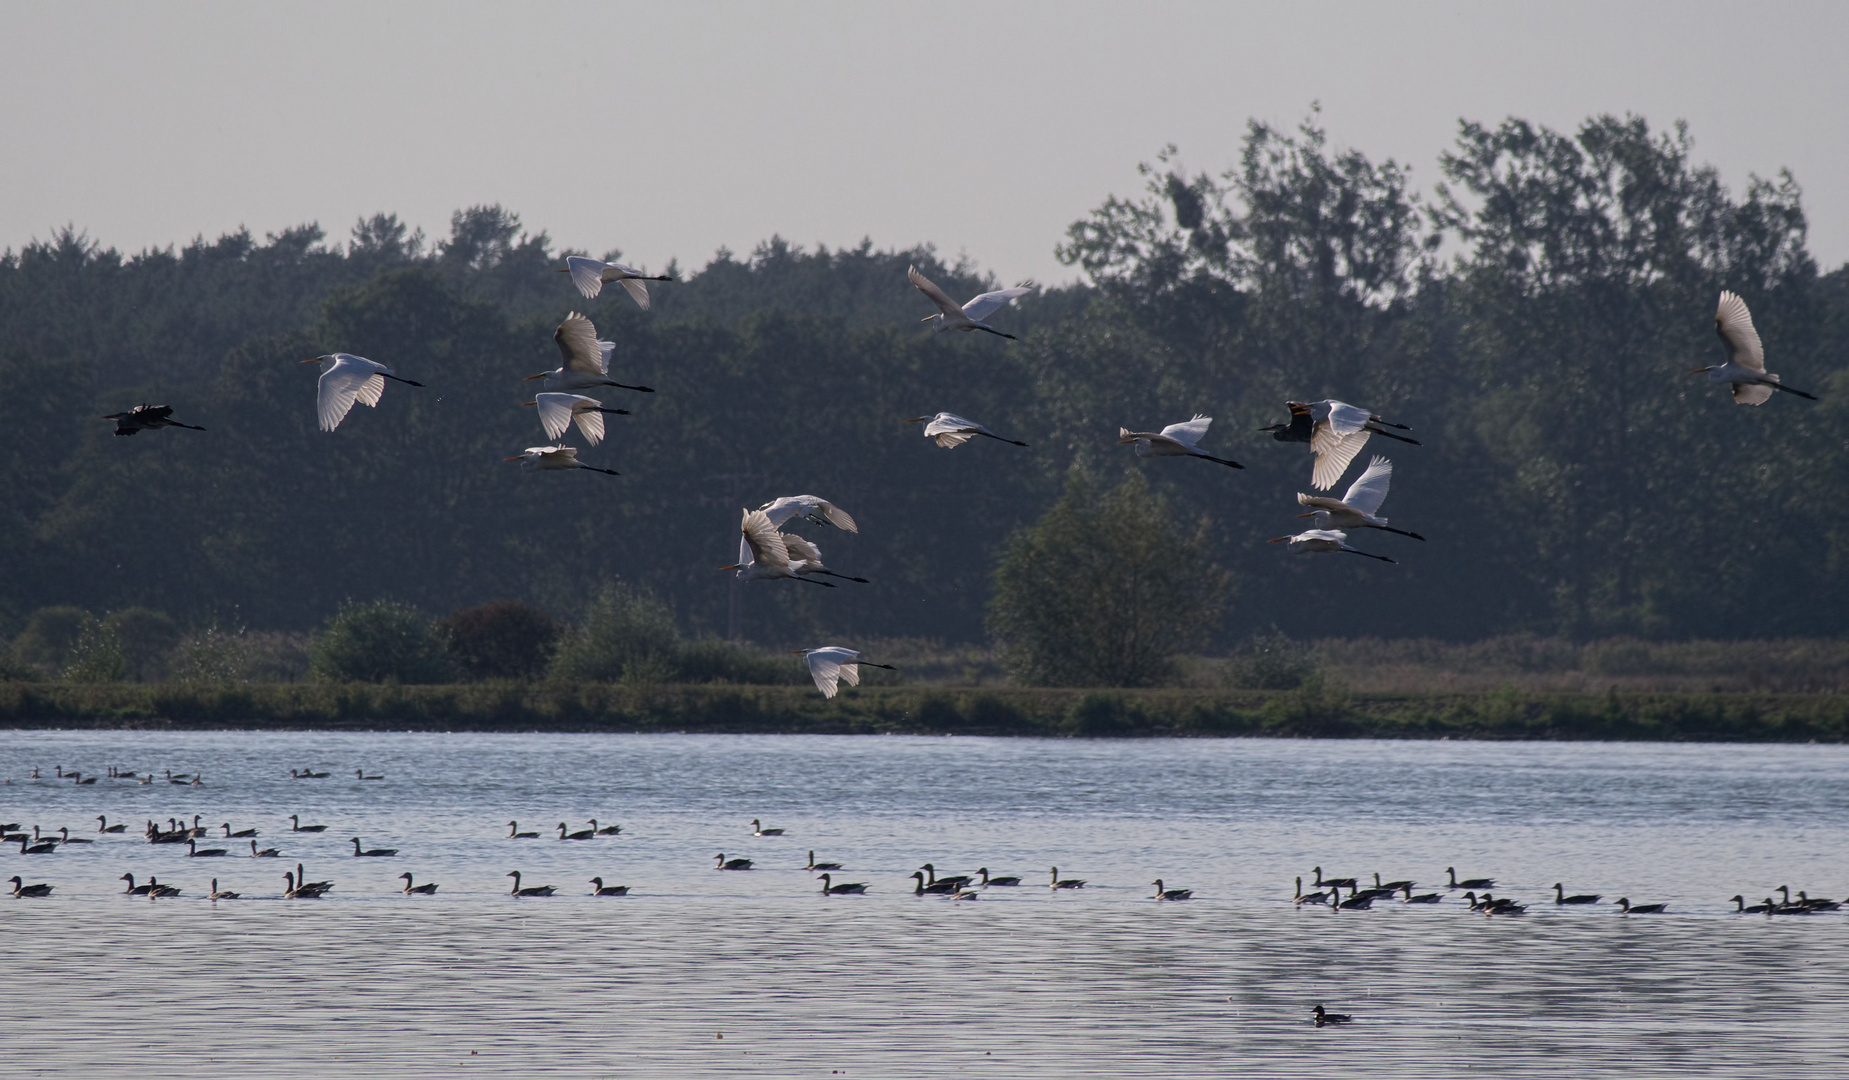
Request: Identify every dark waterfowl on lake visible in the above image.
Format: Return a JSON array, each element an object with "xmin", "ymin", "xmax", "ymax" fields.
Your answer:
[
  {"xmin": 1312, "ymin": 1005, "xmax": 1351, "ymax": 1027},
  {"xmin": 715, "ymin": 854, "xmax": 753, "ymax": 871},
  {"xmin": 1616, "ymin": 897, "xmax": 1667, "ymax": 914},
  {"xmin": 977, "ymin": 868, "xmax": 1020, "ymax": 887},
  {"xmin": 1555, "ymin": 883, "xmax": 1601, "ymax": 905},
  {"xmin": 400, "ymin": 873, "xmax": 439, "ymax": 895},
  {"xmin": 351, "ymin": 837, "xmax": 398, "ymax": 857},
  {"xmin": 806, "ymin": 851, "xmax": 842, "ymax": 871},
  {"xmin": 1049, "ymin": 867, "xmax": 1085, "ymax": 890},
  {"xmin": 1447, "ymin": 867, "xmax": 1494, "ymax": 890},
  {"xmin": 588, "ymin": 878, "xmax": 629, "ymax": 896},
  {"xmin": 1153, "ymin": 879, "xmax": 1192, "ymax": 901},
  {"xmin": 507, "ymin": 871, "xmax": 555, "ymax": 897},
  {"xmin": 821, "ymin": 874, "xmax": 867, "ymax": 895}
]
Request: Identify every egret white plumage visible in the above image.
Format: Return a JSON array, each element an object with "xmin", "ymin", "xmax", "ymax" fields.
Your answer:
[
  {"xmin": 904, "ymin": 412, "xmax": 1028, "ymax": 449},
  {"xmin": 1260, "ymin": 400, "xmax": 1419, "ymax": 490},
  {"xmin": 907, "ymin": 266, "xmax": 1034, "ymax": 339},
  {"xmin": 1692, "ymin": 291, "xmax": 1817, "ymax": 403},
  {"xmin": 758, "ymin": 495, "xmax": 858, "ymax": 533},
  {"xmin": 504, "ymin": 445, "xmax": 618, "ymax": 476},
  {"xmin": 559, "ymin": 256, "xmax": 673, "ymax": 308},
  {"xmin": 719, "ymin": 509, "xmax": 835, "ymax": 586},
  {"xmin": 522, "ymin": 393, "xmax": 629, "ymax": 446},
  {"xmin": 792, "ymin": 646, "xmax": 895, "ymax": 699},
  {"xmin": 301, "ymin": 354, "xmax": 423, "ymax": 433},
  {"xmin": 1295, "ymin": 456, "xmax": 1424, "ymax": 541},
  {"xmin": 781, "ymin": 532, "xmax": 869, "ymax": 584},
  {"xmin": 525, "ymin": 313, "xmax": 654, "ymax": 394},
  {"xmin": 102, "ymin": 404, "xmax": 205, "ymax": 436},
  {"xmin": 1267, "ymin": 528, "xmax": 1395, "ymax": 563},
  {"xmin": 1117, "ymin": 415, "xmax": 1242, "ymax": 469}
]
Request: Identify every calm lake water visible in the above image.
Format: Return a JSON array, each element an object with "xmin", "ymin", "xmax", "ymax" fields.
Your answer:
[{"xmin": 1, "ymin": 731, "xmax": 1846, "ymax": 1077}]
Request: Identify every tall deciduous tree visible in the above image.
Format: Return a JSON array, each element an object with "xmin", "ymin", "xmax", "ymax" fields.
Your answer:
[{"xmin": 988, "ymin": 470, "xmax": 1231, "ymax": 687}]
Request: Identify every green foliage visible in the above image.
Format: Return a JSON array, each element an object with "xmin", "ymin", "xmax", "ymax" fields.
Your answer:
[
  {"xmin": 439, "ymin": 600, "xmax": 559, "ymax": 681},
  {"xmin": 547, "ymin": 585, "xmax": 682, "ymax": 682},
  {"xmin": 309, "ymin": 601, "xmax": 455, "ymax": 684},
  {"xmin": 12, "ymin": 606, "xmax": 95, "ymax": 675},
  {"xmin": 1228, "ymin": 631, "xmax": 1318, "ymax": 690},
  {"xmin": 63, "ymin": 621, "xmax": 127, "ymax": 683},
  {"xmin": 102, "ymin": 607, "xmax": 181, "ymax": 681},
  {"xmin": 989, "ymin": 470, "xmax": 1231, "ymax": 687},
  {"xmin": 168, "ymin": 626, "xmax": 256, "ymax": 685}
]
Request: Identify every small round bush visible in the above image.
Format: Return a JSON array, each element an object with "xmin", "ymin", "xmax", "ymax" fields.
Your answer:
[
  {"xmin": 439, "ymin": 600, "xmax": 560, "ymax": 680},
  {"xmin": 310, "ymin": 600, "xmax": 455, "ymax": 684}
]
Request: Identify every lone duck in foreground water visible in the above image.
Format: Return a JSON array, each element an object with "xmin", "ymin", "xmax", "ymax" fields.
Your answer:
[{"xmin": 1312, "ymin": 1005, "xmax": 1351, "ymax": 1027}]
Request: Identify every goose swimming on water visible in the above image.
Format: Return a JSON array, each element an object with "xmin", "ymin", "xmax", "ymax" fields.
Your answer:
[
  {"xmin": 588, "ymin": 878, "xmax": 629, "ymax": 896},
  {"xmin": 55, "ymin": 827, "xmax": 92, "ymax": 844},
  {"xmin": 919, "ymin": 864, "xmax": 971, "ymax": 890},
  {"xmin": 911, "ymin": 871, "xmax": 960, "ymax": 895},
  {"xmin": 1153, "ymin": 879, "xmax": 1192, "ymax": 901},
  {"xmin": 96, "ymin": 816, "xmax": 126, "ymax": 834},
  {"xmin": 187, "ymin": 839, "xmax": 229, "ymax": 858},
  {"xmin": 399, "ymin": 873, "xmax": 439, "ymax": 895},
  {"xmin": 10, "ymin": 876, "xmax": 53, "ymax": 898},
  {"xmin": 750, "ymin": 819, "xmax": 784, "ymax": 837},
  {"xmin": 977, "ymin": 868, "xmax": 1020, "ymax": 887},
  {"xmin": 507, "ymin": 821, "xmax": 539, "ymax": 839},
  {"xmin": 208, "ymin": 879, "xmax": 240, "ymax": 900},
  {"xmin": 1554, "ymin": 883, "xmax": 1601, "ymax": 905},
  {"xmin": 1400, "ymin": 884, "xmax": 1442, "ymax": 904},
  {"xmin": 289, "ymin": 815, "xmax": 328, "ymax": 833},
  {"xmin": 507, "ymin": 871, "xmax": 556, "ymax": 897},
  {"xmin": 1293, "ymin": 877, "xmax": 1330, "ymax": 906},
  {"xmin": 1049, "ymin": 868, "xmax": 1085, "ymax": 890},
  {"xmin": 1616, "ymin": 897, "xmax": 1667, "ymax": 914},
  {"xmin": 222, "ymin": 823, "xmax": 258, "ymax": 839},
  {"xmin": 806, "ymin": 851, "xmax": 842, "ymax": 872},
  {"xmin": 282, "ymin": 872, "xmax": 324, "ymax": 899},
  {"xmin": 589, "ymin": 820, "xmax": 622, "ymax": 836},
  {"xmin": 1312, "ymin": 867, "xmax": 1357, "ymax": 890},
  {"xmin": 1312, "ymin": 1005, "xmax": 1352, "ymax": 1027},
  {"xmin": 146, "ymin": 876, "xmax": 181, "ymax": 898},
  {"xmin": 1731, "ymin": 895, "xmax": 1772, "ymax": 914},
  {"xmin": 351, "ymin": 837, "xmax": 398, "ymax": 857},
  {"xmin": 715, "ymin": 854, "xmax": 753, "ymax": 871},
  {"xmin": 820, "ymin": 873, "xmax": 868, "ymax": 895},
  {"xmin": 558, "ymin": 823, "xmax": 595, "ymax": 841},
  {"xmin": 120, "ymin": 873, "xmax": 154, "ymax": 896},
  {"xmin": 250, "ymin": 840, "xmax": 280, "ymax": 858},
  {"xmin": 1447, "ymin": 867, "xmax": 1493, "ymax": 890},
  {"xmin": 355, "ymin": 769, "xmax": 383, "ymax": 781}
]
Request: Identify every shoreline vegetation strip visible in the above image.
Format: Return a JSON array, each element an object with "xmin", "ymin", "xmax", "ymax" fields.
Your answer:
[{"xmin": 0, "ymin": 683, "xmax": 1845, "ymax": 742}]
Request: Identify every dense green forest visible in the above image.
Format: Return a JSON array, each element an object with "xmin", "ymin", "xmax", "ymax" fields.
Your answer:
[{"xmin": 4, "ymin": 111, "xmax": 1847, "ymax": 657}]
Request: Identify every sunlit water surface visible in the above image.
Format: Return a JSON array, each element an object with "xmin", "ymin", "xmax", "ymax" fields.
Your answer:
[{"xmin": 1, "ymin": 731, "xmax": 1846, "ymax": 1077}]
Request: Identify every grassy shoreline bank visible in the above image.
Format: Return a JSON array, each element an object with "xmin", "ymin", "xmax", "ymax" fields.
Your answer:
[{"xmin": 1, "ymin": 682, "xmax": 1845, "ymax": 742}]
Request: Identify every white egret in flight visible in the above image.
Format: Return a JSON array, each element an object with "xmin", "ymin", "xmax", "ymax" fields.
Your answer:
[
  {"xmin": 791, "ymin": 646, "xmax": 895, "ymax": 699},
  {"xmin": 301, "ymin": 354, "xmax": 423, "ymax": 433},
  {"xmin": 503, "ymin": 445, "xmax": 618, "ymax": 476},
  {"xmin": 758, "ymin": 495, "xmax": 858, "ymax": 533},
  {"xmin": 1117, "ymin": 415, "xmax": 1243, "ymax": 469},
  {"xmin": 1260, "ymin": 399, "xmax": 1419, "ymax": 490},
  {"xmin": 781, "ymin": 532, "xmax": 869, "ymax": 584},
  {"xmin": 1295, "ymin": 456, "xmax": 1424, "ymax": 540},
  {"xmin": 525, "ymin": 313, "xmax": 654, "ymax": 394},
  {"xmin": 1267, "ymin": 528, "xmax": 1395, "ymax": 563},
  {"xmin": 521, "ymin": 393, "xmax": 629, "ymax": 446},
  {"xmin": 907, "ymin": 266, "xmax": 1034, "ymax": 339},
  {"xmin": 904, "ymin": 412, "xmax": 1028, "ymax": 448},
  {"xmin": 1692, "ymin": 291, "xmax": 1816, "ymax": 403},
  {"xmin": 720, "ymin": 509, "xmax": 835, "ymax": 586},
  {"xmin": 560, "ymin": 256, "xmax": 673, "ymax": 308},
  {"xmin": 102, "ymin": 405, "xmax": 204, "ymax": 436}
]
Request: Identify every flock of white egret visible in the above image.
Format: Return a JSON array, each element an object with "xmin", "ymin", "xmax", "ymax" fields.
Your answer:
[{"xmin": 105, "ymin": 261, "xmax": 1810, "ymax": 699}]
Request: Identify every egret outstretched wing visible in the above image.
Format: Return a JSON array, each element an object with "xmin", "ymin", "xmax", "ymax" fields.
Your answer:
[
  {"xmin": 554, "ymin": 313, "xmax": 608, "ymax": 376},
  {"xmin": 759, "ymin": 495, "xmax": 858, "ymax": 533},
  {"xmin": 924, "ymin": 413, "xmax": 983, "ymax": 448},
  {"xmin": 567, "ymin": 256, "xmax": 609, "ymax": 299},
  {"xmin": 1311, "ymin": 426, "xmax": 1369, "ymax": 491},
  {"xmin": 804, "ymin": 650, "xmax": 860, "ymax": 699},
  {"xmin": 533, "ymin": 393, "xmax": 610, "ymax": 445},
  {"xmin": 740, "ymin": 509, "xmax": 791, "ymax": 570},
  {"xmin": 1733, "ymin": 382, "xmax": 1775, "ymax": 405},
  {"xmin": 620, "ymin": 278, "xmax": 651, "ymax": 310},
  {"xmin": 316, "ymin": 355, "xmax": 388, "ymax": 432},
  {"xmin": 1715, "ymin": 291, "xmax": 1764, "ymax": 372},
  {"xmin": 1158, "ymin": 415, "xmax": 1211, "ymax": 449},
  {"xmin": 1341, "ymin": 456, "xmax": 1394, "ymax": 518},
  {"xmin": 962, "ymin": 281, "xmax": 1034, "ymax": 322},
  {"xmin": 782, "ymin": 533, "xmax": 823, "ymax": 564},
  {"xmin": 907, "ymin": 266, "xmax": 965, "ymax": 319},
  {"xmin": 1318, "ymin": 400, "xmax": 1373, "ymax": 437}
]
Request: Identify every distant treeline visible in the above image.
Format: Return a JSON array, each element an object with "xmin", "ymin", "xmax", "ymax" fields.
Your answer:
[
  {"xmin": 2, "ymin": 682, "xmax": 1843, "ymax": 744},
  {"xmin": 3, "ymin": 110, "xmax": 1847, "ymax": 649}
]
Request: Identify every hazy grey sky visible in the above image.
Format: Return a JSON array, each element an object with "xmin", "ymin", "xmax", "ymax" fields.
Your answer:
[{"xmin": 4, "ymin": 1, "xmax": 1846, "ymax": 284}]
